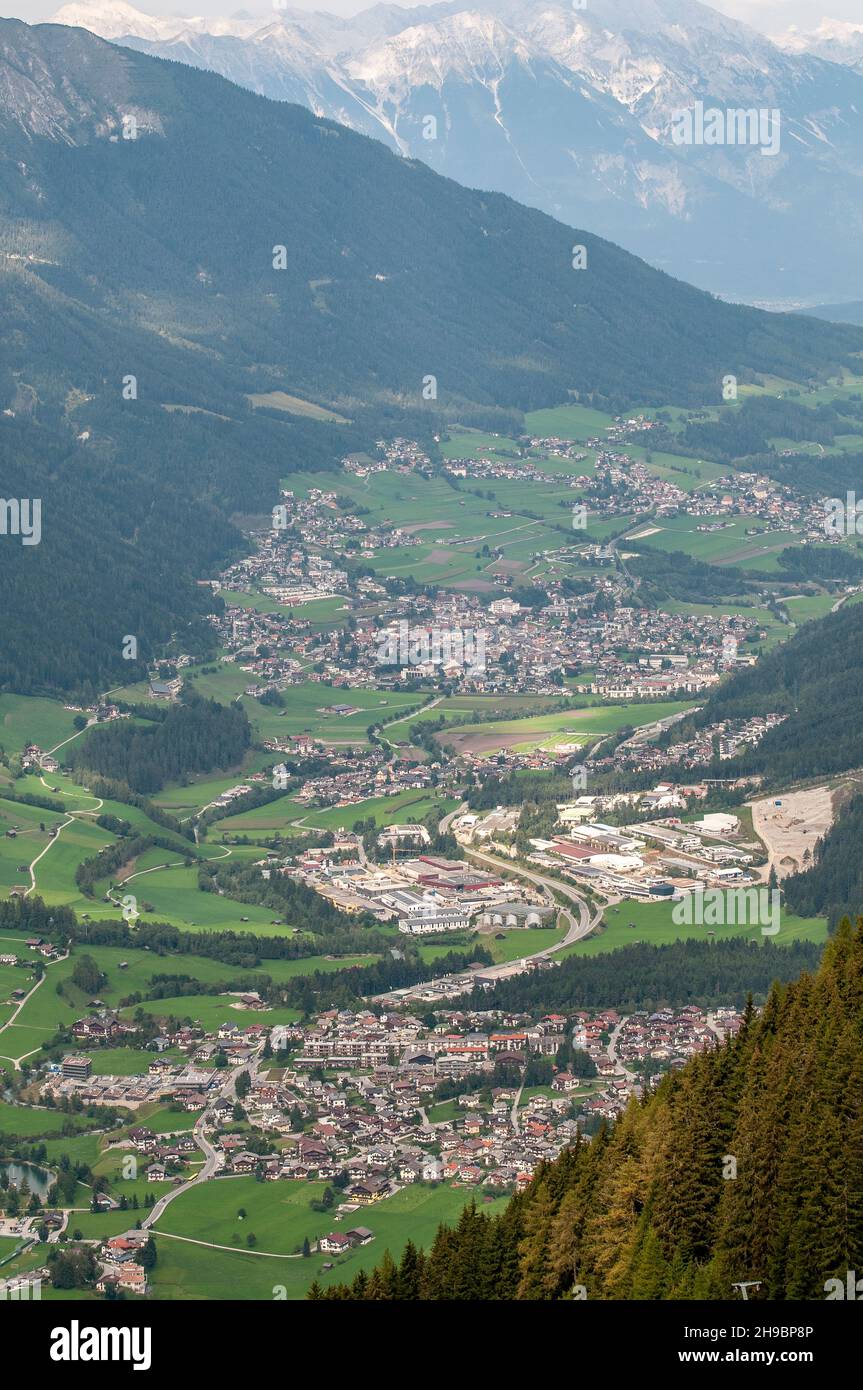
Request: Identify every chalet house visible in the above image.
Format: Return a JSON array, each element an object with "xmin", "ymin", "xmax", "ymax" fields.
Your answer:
[
  {"xmin": 347, "ymin": 1179, "xmax": 390, "ymax": 1204},
  {"xmin": 229, "ymin": 1153, "xmax": 261, "ymax": 1174},
  {"xmin": 71, "ymin": 1016, "xmax": 123, "ymax": 1043},
  {"xmin": 345, "ymin": 1227, "xmax": 374, "ymax": 1246},
  {"xmin": 145, "ymin": 1163, "xmax": 167, "ymax": 1182},
  {"xmin": 127, "ymin": 1127, "xmax": 158, "ymax": 1152},
  {"xmin": 97, "ymin": 1262, "xmax": 148, "ymax": 1295},
  {"xmin": 319, "ymin": 1233, "xmax": 352, "ymax": 1254}
]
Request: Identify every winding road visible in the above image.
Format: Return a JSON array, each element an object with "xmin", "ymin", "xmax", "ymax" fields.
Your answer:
[{"xmin": 142, "ymin": 1050, "xmax": 263, "ymax": 1231}]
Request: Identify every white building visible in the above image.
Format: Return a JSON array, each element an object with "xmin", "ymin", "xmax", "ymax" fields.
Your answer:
[{"xmin": 398, "ymin": 906, "xmax": 472, "ymax": 935}]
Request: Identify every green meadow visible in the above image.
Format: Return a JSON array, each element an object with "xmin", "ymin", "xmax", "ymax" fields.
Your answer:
[
  {"xmin": 560, "ymin": 899, "xmax": 827, "ymax": 957},
  {"xmin": 290, "ymin": 790, "xmax": 457, "ymax": 834},
  {"xmin": 625, "ymin": 515, "xmax": 797, "ymax": 570},
  {"xmin": 0, "ymin": 942, "xmax": 372, "ymax": 1065},
  {"xmin": 151, "ymin": 1178, "xmax": 507, "ymax": 1298},
  {"xmin": 0, "ymin": 694, "xmax": 81, "ymax": 757},
  {"xmin": 438, "ymin": 698, "xmax": 696, "ymax": 755}
]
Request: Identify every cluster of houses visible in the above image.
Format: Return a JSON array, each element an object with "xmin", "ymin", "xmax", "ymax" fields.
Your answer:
[
  {"xmin": 95, "ymin": 1232, "xmax": 151, "ymax": 1296},
  {"xmin": 20, "ymin": 744, "xmax": 59, "ymax": 774},
  {"xmin": 43, "ymin": 1015, "xmax": 270, "ymax": 1108},
  {"xmin": 611, "ymin": 1006, "xmax": 743, "ymax": 1072}
]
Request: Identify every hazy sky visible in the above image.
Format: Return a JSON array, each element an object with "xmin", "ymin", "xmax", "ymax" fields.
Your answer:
[{"xmin": 1, "ymin": 0, "xmax": 862, "ymax": 38}]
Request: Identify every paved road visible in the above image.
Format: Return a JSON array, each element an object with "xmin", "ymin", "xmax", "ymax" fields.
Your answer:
[
  {"xmin": 606, "ymin": 1020, "xmax": 638, "ymax": 1084},
  {"xmin": 373, "ymin": 849, "xmax": 603, "ymax": 1003},
  {"xmin": 463, "ymin": 847, "xmax": 601, "ymax": 969},
  {"xmin": 143, "ymin": 1052, "xmax": 262, "ymax": 1230},
  {"xmin": 0, "ymin": 951, "xmax": 69, "ymax": 1065},
  {"xmin": 438, "ymin": 801, "xmax": 468, "ymax": 835},
  {"xmin": 510, "ymin": 1078, "xmax": 525, "ymax": 1135},
  {"xmin": 154, "ymin": 1229, "xmax": 302, "ymax": 1258}
]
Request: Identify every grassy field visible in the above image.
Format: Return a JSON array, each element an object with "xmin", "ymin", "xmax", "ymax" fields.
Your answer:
[
  {"xmin": 386, "ymin": 693, "xmax": 573, "ymax": 733},
  {"xmin": 151, "ymin": 1178, "xmax": 507, "ymax": 1298},
  {"xmin": 483, "ymin": 924, "xmax": 567, "ymax": 963},
  {"xmin": 0, "ymin": 941, "xmax": 372, "ymax": 1063},
  {"xmin": 561, "ymin": 898, "xmax": 827, "ymax": 957},
  {"xmin": 220, "ymin": 591, "xmax": 350, "ymax": 631},
  {"xmin": 120, "ymin": 994, "xmax": 303, "ymax": 1032},
  {"xmin": 625, "ymin": 514, "xmax": 798, "ymax": 571},
  {"xmin": 288, "ymin": 790, "xmax": 456, "ymax": 834},
  {"xmin": 0, "ymin": 695, "xmax": 81, "ymax": 757},
  {"xmin": 107, "ymin": 663, "xmax": 415, "ymax": 748},
  {"xmin": 783, "ymin": 593, "xmax": 840, "ymax": 625},
  {"xmin": 437, "ymin": 698, "xmax": 695, "ymax": 756},
  {"xmin": 0, "ymin": 1100, "xmax": 99, "ymax": 1139},
  {"xmin": 277, "ymin": 468, "xmax": 603, "ymax": 591},
  {"xmin": 524, "ymin": 404, "xmax": 615, "ymax": 438},
  {"xmin": 426, "ymin": 1099, "xmax": 462, "ymax": 1125},
  {"xmin": 246, "ymin": 390, "xmax": 349, "ymax": 423}
]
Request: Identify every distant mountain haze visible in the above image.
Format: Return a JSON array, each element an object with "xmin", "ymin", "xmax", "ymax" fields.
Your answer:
[
  {"xmin": 5, "ymin": 13, "xmax": 859, "ymax": 415},
  {"xmin": 45, "ymin": 0, "xmax": 863, "ymax": 304}
]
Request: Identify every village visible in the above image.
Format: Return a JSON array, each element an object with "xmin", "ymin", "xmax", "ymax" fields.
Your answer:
[{"xmin": 13, "ymin": 981, "xmax": 743, "ymax": 1299}]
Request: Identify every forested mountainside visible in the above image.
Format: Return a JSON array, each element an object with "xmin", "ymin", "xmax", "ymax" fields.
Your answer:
[
  {"xmin": 3, "ymin": 20, "xmax": 859, "ymax": 414},
  {"xmin": 50, "ymin": 0, "xmax": 863, "ymax": 304},
  {"xmin": 670, "ymin": 599, "xmax": 863, "ymax": 786},
  {"xmin": 460, "ymin": 938, "xmax": 823, "ymax": 1014},
  {"xmin": 68, "ymin": 692, "xmax": 251, "ymax": 793},
  {"xmin": 316, "ymin": 919, "xmax": 863, "ymax": 1301},
  {"xmin": 784, "ymin": 795, "xmax": 863, "ymax": 927}
]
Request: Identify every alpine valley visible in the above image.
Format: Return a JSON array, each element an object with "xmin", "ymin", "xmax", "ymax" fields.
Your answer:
[{"xmin": 2, "ymin": 5, "xmax": 863, "ymax": 1322}]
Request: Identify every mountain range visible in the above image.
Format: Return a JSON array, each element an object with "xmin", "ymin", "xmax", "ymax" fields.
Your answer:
[{"xmin": 47, "ymin": 0, "xmax": 863, "ymax": 305}]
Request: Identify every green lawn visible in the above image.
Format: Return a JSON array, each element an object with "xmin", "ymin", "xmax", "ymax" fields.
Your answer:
[
  {"xmin": 287, "ymin": 790, "xmax": 456, "ymax": 835},
  {"xmin": 426, "ymin": 1100, "xmax": 462, "ymax": 1125},
  {"xmin": 151, "ymin": 1178, "xmax": 507, "ymax": 1298},
  {"xmin": 524, "ymin": 404, "xmax": 615, "ymax": 438},
  {"xmin": 220, "ymin": 591, "xmax": 350, "ymax": 631},
  {"xmin": 0, "ymin": 1100, "xmax": 98, "ymax": 1140},
  {"xmin": 783, "ymin": 593, "xmax": 839, "ymax": 625},
  {"xmin": 626, "ymin": 514, "xmax": 800, "ymax": 570},
  {"xmin": 119, "ymin": 995, "xmax": 303, "ymax": 1032}
]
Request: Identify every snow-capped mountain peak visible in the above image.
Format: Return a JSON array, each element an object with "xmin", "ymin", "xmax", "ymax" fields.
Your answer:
[
  {"xmin": 49, "ymin": 2, "xmax": 263, "ymax": 43},
  {"xmin": 773, "ymin": 18, "xmax": 863, "ymax": 68},
  {"xmin": 348, "ymin": 12, "xmax": 536, "ymax": 89}
]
